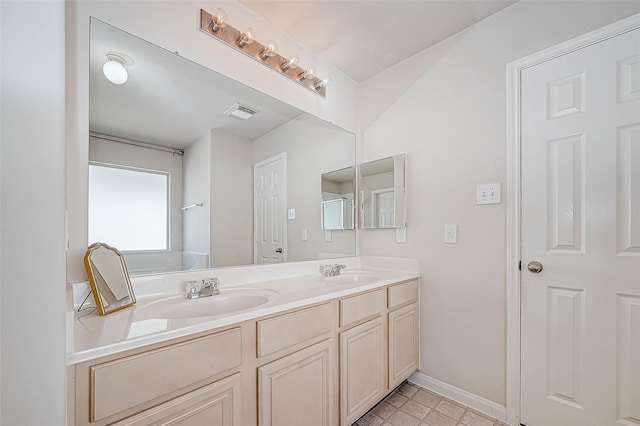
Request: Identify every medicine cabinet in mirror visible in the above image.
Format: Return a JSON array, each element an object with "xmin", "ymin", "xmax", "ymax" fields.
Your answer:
[
  {"xmin": 84, "ymin": 242, "xmax": 136, "ymax": 315},
  {"xmin": 359, "ymin": 154, "xmax": 407, "ymax": 229},
  {"xmin": 321, "ymin": 167, "xmax": 355, "ymax": 231},
  {"xmin": 88, "ymin": 19, "xmax": 356, "ymax": 275}
]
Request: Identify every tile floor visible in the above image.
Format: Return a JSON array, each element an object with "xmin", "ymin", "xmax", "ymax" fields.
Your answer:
[{"xmin": 352, "ymin": 382, "xmax": 509, "ymax": 426}]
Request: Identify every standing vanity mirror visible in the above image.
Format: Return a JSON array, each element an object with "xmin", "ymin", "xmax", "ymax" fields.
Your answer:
[
  {"xmin": 359, "ymin": 154, "xmax": 407, "ymax": 229},
  {"xmin": 84, "ymin": 242, "xmax": 136, "ymax": 315},
  {"xmin": 86, "ymin": 19, "xmax": 356, "ymax": 276},
  {"xmin": 321, "ymin": 167, "xmax": 355, "ymax": 230}
]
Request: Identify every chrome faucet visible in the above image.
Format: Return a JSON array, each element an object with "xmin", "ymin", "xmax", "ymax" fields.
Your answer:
[
  {"xmin": 185, "ymin": 278, "xmax": 220, "ymax": 299},
  {"xmin": 320, "ymin": 264, "xmax": 347, "ymax": 277}
]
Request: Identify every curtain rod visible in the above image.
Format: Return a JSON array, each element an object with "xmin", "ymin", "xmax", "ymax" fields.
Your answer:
[{"xmin": 89, "ymin": 132, "xmax": 184, "ymax": 156}]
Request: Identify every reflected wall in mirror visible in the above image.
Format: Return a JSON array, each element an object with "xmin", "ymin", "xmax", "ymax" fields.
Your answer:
[
  {"xmin": 360, "ymin": 154, "xmax": 407, "ymax": 229},
  {"xmin": 84, "ymin": 242, "xmax": 136, "ymax": 315},
  {"xmin": 321, "ymin": 167, "xmax": 355, "ymax": 230},
  {"xmin": 89, "ymin": 19, "xmax": 356, "ymax": 275}
]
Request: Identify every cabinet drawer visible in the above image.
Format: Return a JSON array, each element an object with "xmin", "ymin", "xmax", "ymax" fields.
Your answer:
[
  {"xmin": 257, "ymin": 303, "xmax": 333, "ymax": 357},
  {"xmin": 339, "ymin": 289, "xmax": 386, "ymax": 327},
  {"xmin": 112, "ymin": 373, "xmax": 240, "ymax": 426},
  {"xmin": 388, "ymin": 280, "xmax": 418, "ymax": 310},
  {"xmin": 90, "ymin": 328, "xmax": 242, "ymax": 422}
]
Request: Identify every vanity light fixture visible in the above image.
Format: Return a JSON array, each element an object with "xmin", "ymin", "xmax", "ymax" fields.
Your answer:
[
  {"xmin": 280, "ymin": 55, "xmax": 299, "ymax": 71},
  {"xmin": 209, "ymin": 8, "xmax": 228, "ymax": 32},
  {"xmin": 260, "ymin": 40, "xmax": 278, "ymax": 60},
  {"xmin": 225, "ymin": 103, "xmax": 258, "ymax": 120},
  {"xmin": 102, "ymin": 53, "xmax": 130, "ymax": 85},
  {"xmin": 236, "ymin": 27, "xmax": 254, "ymax": 48},
  {"xmin": 199, "ymin": 9, "xmax": 327, "ymax": 97}
]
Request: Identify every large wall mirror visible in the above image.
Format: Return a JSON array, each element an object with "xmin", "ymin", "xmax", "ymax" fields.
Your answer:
[
  {"xmin": 359, "ymin": 154, "xmax": 407, "ymax": 229},
  {"xmin": 89, "ymin": 19, "xmax": 356, "ymax": 275}
]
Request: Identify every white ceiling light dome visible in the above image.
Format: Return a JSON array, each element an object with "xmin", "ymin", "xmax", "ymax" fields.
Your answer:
[{"xmin": 103, "ymin": 52, "xmax": 134, "ymax": 85}]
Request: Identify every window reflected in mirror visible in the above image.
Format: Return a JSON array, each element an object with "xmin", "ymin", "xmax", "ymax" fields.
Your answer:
[{"xmin": 89, "ymin": 163, "xmax": 169, "ymax": 251}]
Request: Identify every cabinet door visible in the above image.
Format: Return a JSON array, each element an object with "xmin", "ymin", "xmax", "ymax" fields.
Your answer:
[
  {"xmin": 112, "ymin": 373, "xmax": 240, "ymax": 426},
  {"xmin": 388, "ymin": 303, "xmax": 419, "ymax": 389},
  {"xmin": 340, "ymin": 316, "xmax": 386, "ymax": 425},
  {"xmin": 258, "ymin": 339, "xmax": 335, "ymax": 426}
]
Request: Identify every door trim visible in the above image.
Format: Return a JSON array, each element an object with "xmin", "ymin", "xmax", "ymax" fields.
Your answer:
[
  {"xmin": 253, "ymin": 152, "xmax": 288, "ymax": 264},
  {"xmin": 505, "ymin": 13, "xmax": 640, "ymax": 426}
]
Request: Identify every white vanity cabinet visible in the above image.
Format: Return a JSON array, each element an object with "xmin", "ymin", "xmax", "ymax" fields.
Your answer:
[
  {"xmin": 73, "ymin": 327, "xmax": 244, "ymax": 426},
  {"xmin": 256, "ymin": 302, "xmax": 337, "ymax": 426},
  {"xmin": 388, "ymin": 281, "xmax": 420, "ymax": 390},
  {"xmin": 70, "ymin": 277, "xmax": 419, "ymax": 426},
  {"xmin": 338, "ymin": 280, "xmax": 420, "ymax": 425}
]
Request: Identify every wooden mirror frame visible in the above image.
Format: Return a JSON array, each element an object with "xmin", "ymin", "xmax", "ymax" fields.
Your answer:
[{"xmin": 84, "ymin": 242, "xmax": 136, "ymax": 315}]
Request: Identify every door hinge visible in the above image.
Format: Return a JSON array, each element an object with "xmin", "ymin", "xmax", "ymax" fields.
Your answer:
[{"xmin": 518, "ymin": 260, "xmax": 522, "ymax": 271}]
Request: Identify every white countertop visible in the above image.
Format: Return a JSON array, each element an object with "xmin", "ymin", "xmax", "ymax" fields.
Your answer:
[{"xmin": 67, "ymin": 257, "xmax": 419, "ymax": 365}]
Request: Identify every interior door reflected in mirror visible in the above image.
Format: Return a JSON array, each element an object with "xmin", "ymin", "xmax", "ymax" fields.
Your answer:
[
  {"xmin": 321, "ymin": 166, "xmax": 355, "ymax": 230},
  {"xmin": 84, "ymin": 242, "xmax": 136, "ymax": 315},
  {"xmin": 359, "ymin": 154, "xmax": 406, "ymax": 229}
]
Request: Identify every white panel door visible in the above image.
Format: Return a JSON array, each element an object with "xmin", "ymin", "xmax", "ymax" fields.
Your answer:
[
  {"xmin": 521, "ymin": 28, "xmax": 640, "ymax": 426},
  {"xmin": 254, "ymin": 153, "xmax": 287, "ymax": 264}
]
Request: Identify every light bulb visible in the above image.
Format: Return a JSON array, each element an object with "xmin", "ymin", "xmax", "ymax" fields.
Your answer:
[
  {"xmin": 315, "ymin": 77, "xmax": 330, "ymax": 90},
  {"xmin": 210, "ymin": 8, "xmax": 228, "ymax": 32},
  {"xmin": 102, "ymin": 54, "xmax": 128, "ymax": 85},
  {"xmin": 260, "ymin": 40, "xmax": 278, "ymax": 60},
  {"xmin": 298, "ymin": 68, "xmax": 314, "ymax": 81},
  {"xmin": 280, "ymin": 55, "xmax": 299, "ymax": 71},
  {"xmin": 237, "ymin": 27, "xmax": 254, "ymax": 48}
]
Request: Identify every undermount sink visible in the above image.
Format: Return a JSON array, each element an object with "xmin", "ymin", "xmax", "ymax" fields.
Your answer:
[
  {"xmin": 322, "ymin": 270, "xmax": 380, "ymax": 285},
  {"xmin": 136, "ymin": 288, "xmax": 278, "ymax": 319}
]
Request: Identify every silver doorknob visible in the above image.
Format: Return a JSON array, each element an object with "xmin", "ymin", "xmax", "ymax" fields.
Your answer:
[
  {"xmin": 275, "ymin": 248, "xmax": 283, "ymax": 253},
  {"xmin": 527, "ymin": 261, "xmax": 543, "ymax": 273}
]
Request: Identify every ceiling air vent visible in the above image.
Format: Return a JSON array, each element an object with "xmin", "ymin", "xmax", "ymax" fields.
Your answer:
[{"xmin": 225, "ymin": 103, "xmax": 258, "ymax": 120}]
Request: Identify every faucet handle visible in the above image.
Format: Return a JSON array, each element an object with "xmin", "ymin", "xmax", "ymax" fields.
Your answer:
[
  {"xmin": 210, "ymin": 278, "xmax": 220, "ymax": 294},
  {"xmin": 320, "ymin": 264, "xmax": 333, "ymax": 277},
  {"xmin": 334, "ymin": 264, "xmax": 347, "ymax": 275}
]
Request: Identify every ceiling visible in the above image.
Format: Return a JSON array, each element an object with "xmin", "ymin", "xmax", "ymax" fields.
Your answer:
[
  {"xmin": 239, "ymin": 0, "xmax": 518, "ymax": 82},
  {"xmin": 90, "ymin": 19, "xmax": 304, "ymax": 148}
]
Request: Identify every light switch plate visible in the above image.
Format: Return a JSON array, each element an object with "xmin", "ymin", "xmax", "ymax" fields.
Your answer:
[
  {"xmin": 477, "ymin": 183, "xmax": 501, "ymax": 205},
  {"xmin": 443, "ymin": 224, "xmax": 457, "ymax": 244},
  {"xmin": 396, "ymin": 228, "xmax": 407, "ymax": 243},
  {"xmin": 301, "ymin": 229, "xmax": 308, "ymax": 241},
  {"xmin": 324, "ymin": 230, "xmax": 332, "ymax": 242},
  {"xmin": 287, "ymin": 208, "xmax": 296, "ymax": 220}
]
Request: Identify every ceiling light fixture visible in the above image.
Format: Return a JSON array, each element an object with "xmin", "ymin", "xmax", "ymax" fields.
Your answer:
[
  {"xmin": 209, "ymin": 8, "xmax": 227, "ymax": 32},
  {"xmin": 199, "ymin": 9, "xmax": 327, "ymax": 97},
  {"xmin": 260, "ymin": 41, "xmax": 278, "ymax": 60},
  {"xmin": 225, "ymin": 103, "xmax": 258, "ymax": 120},
  {"xmin": 102, "ymin": 53, "xmax": 131, "ymax": 85}
]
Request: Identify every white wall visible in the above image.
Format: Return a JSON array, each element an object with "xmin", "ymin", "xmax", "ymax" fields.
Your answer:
[
  {"xmin": 0, "ymin": 1, "xmax": 67, "ymax": 424},
  {"xmin": 66, "ymin": 0, "xmax": 360, "ymax": 282},
  {"xmin": 210, "ymin": 131, "xmax": 254, "ymax": 267},
  {"xmin": 359, "ymin": 1, "xmax": 640, "ymax": 406},
  {"xmin": 183, "ymin": 133, "xmax": 212, "ymax": 259},
  {"xmin": 254, "ymin": 115, "xmax": 356, "ymax": 261}
]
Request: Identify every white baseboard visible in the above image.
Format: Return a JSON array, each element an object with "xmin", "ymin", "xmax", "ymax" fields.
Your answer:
[{"xmin": 408, "ymin": 372, "xmax": 507, "ymax": 423}]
